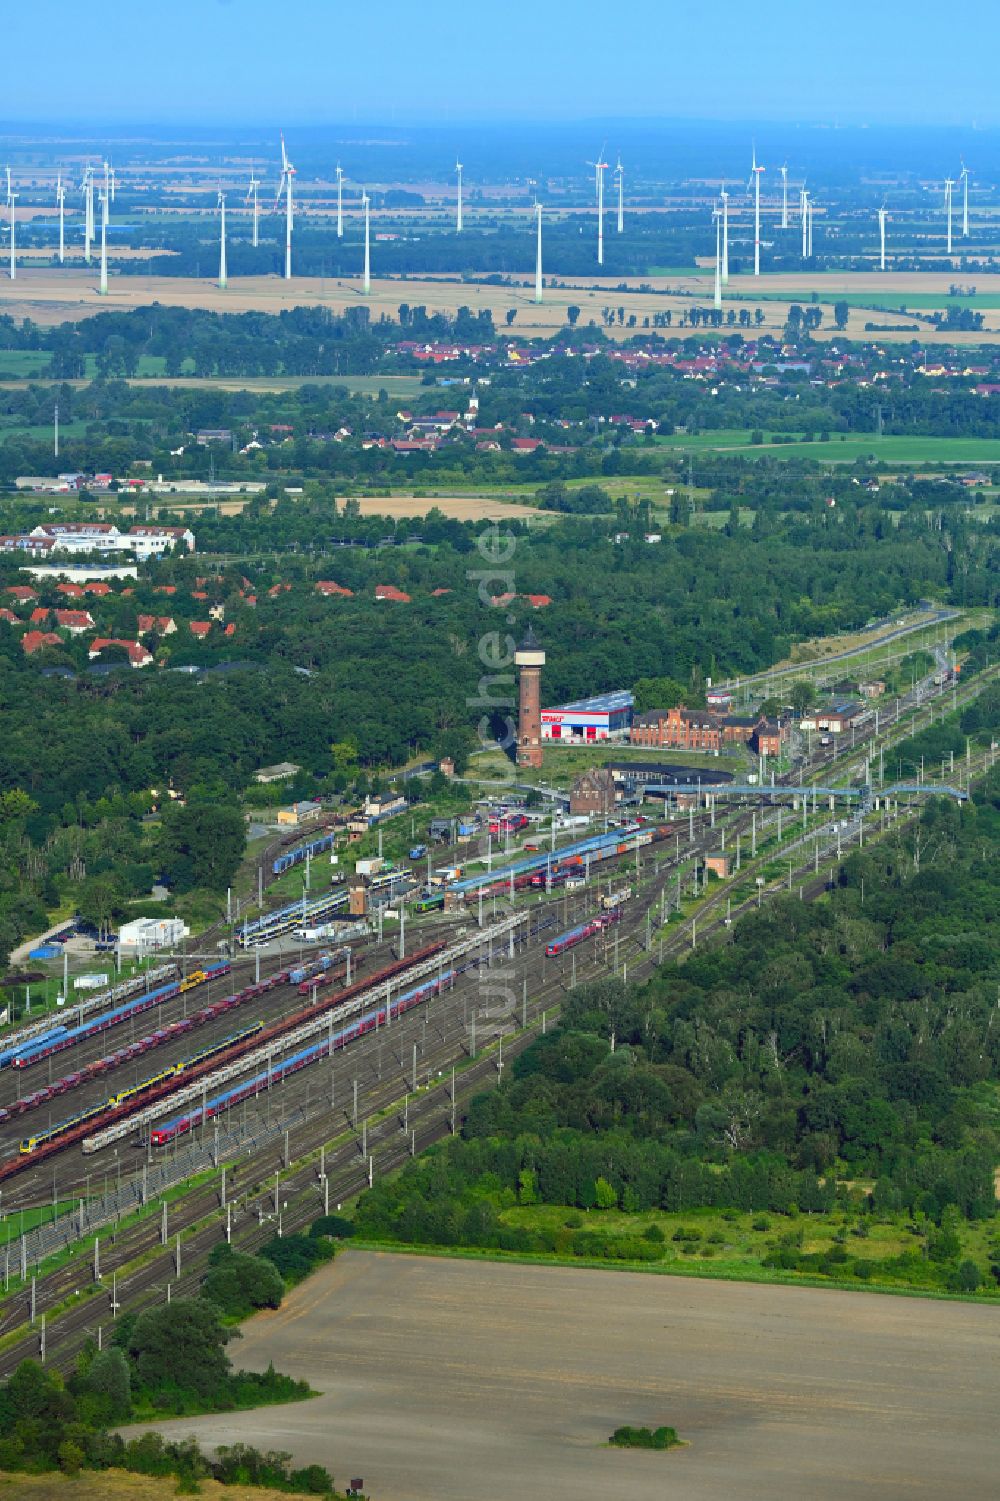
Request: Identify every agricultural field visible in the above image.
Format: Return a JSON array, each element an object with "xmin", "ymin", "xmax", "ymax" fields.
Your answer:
[
  {"xmin": 143, "ymin": 1250, "xmax": 1000, "ymax": 1501},
  {"xmin": 8, "ymin": 265, "xmax": 1000, "ymax": 343}
]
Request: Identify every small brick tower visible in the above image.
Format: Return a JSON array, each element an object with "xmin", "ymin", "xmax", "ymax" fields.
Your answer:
[{"xmin": 515, "ymin": 624, "xmax": 545, "ymax": 768}]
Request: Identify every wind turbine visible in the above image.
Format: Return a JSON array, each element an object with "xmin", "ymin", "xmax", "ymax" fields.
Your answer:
[
  {"xmin": 455, "ymin": 160, "xmax": 463, "ymax": 232},
  {"xmin": 534, "ymin": 199, "xmax": 543, "ymax": 304},
  {"xmin": 362, "ymin": 189, "xmax": 370, "ymax": 295},
  {"xmin": 615, "ymin": 157, "xmax": 624, "ymax": 233},
  {"xmin": 721, "ymin": 185, "xmax": 729, "ymax": 283},
  {"xmin": 780, "ymin": 163, "xmax": 788, "ymax": 229},
  {"xmin": 800, "ymin": 187, "xmax": 809, "ymax": 258},
  {"xmin": 82, "ymin": 165, "xmax": 94, "ymax": 264},
  {"xmin": 56, "ymin": 171, "xmax": 65, "ymax": 264},
  {"xmin": 98, "ymin": 185, "xmax": 108, "ymax": 295},
  {"xmin": 587, "ymin": 150, "xmax": 608, "ymax": 266},
  {"xmin": 749, "ymin": 147, "xmax": 764, "ymax": 277},
  {"xmin": 7, "ymin": 171, "xmax": 17, "ymax": 282},
  {"xmin": 960, "ymin": 161, "xmax": 969, "ymax": 237},
  {"xmin": 713, "ymin": 205, "xmax": 722, "ymax": 311},
  {"xmin": 807, "ymin": 196, "xmax": 814, "ymax": 258},
  {"xmin": 218, "ymin": 191, "xmax": 227, "ymax": 289},
  {"xmin": 878, "ymin": 204, "xmax": 887, "ymax": 271},
  {"xmin": 276, "ymin": 134, "xmax": 295, "ymax": 280},
  {"xmin": 944, "ymin": 177, "xmax": 954, "ymax": 255},
  {"xmin": 336, "ymin": 163, "xmax": 344, "ymax": 238},
  {"xmin": 246, "ymin": 166, "xmax": 259, "ymax": 248}
]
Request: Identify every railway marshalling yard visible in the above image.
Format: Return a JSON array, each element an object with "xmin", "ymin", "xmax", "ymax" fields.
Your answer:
[{"xmin": 3, "ymin": 264, "xmax": 1000, "ymax": 342}]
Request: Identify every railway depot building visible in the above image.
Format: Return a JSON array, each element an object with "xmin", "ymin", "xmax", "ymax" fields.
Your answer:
[
  {"xmin": 541, "ymin": 690, "xmax": 634, "ymax": 743},
  {"xmin": 631, "ymin": 704, "xmax": 760, "ymax": 752},
  {"xmin": 630, "ymin": 704, "xmax": 789, "ymax": 756}
]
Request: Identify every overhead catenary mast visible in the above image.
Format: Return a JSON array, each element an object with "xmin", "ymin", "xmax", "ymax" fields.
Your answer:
[
  {"xmin": 750, "ymin": 147, "xmax": 764, "ymax": 277},
  {"xmin": 362, "ymin": 189, "xmax": 370, "ymax": 294},
  {"xmin": 56, "ymin": 172, "xmax": 65, "ymax": 264},
  {"xmin": 276, "ymin": 134, "xmax": 295, "ymax": 280},
  {"xmin": 534, "ymin": 199, "xmax": 543, "ymax": 303},
  {"xmin": 455, "ymin": 160, "xmax": 463, "ymax": 232},
  {"xmin": 246, "ymin": 166, "xmax": 259, "ymax": 248},
  {"xmin": 944, "ymin": 177, "xmax": 954, "ymax": 255},
  {"xmin": 218, "ymin": 191, "xmax": 227, "ymax": 289},
  {"xmin": 780, "ymin": 163, "xmax": 789, "ymax": 229},
  {"xmin": 335, "ymin": 164, "xmax": 344, "ymax": 238},
  {"xmin": 615, "ymin": 157, "xmax": 624, "ymax": 233}
]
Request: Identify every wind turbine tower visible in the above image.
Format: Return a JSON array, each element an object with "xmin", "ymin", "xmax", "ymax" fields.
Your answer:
[
  {"xmin": 878, "ymin": 205, "xmax": 887, "ymax": 271},
  {"xmin": 82, "ymin": 165, "xmax": 93, "ymax": 264},
  {"xmin": 362, "ymin": 190, "xmax": 371, "ymax": 295},
  {"xmin": 218, "ymin": 192, "xmax": 227, "ymax": 289},
  {"xmin": 247, "ymin": 167, "xmax": 259, "ymax": 248},
  {"xmin": 721, "ymin": 185, "xmax": 729, "ymax": 283},
  {"xmin": 615, "ymin": 157, "xmax": 624, "ymax": 233},
  {"xmin": 336, "ymin": 164, "xmax": 344, "ymax": 238},
  {"xmin": 800, "ymin": 188, "xmax": 809, "ymax": 258},
  {"xmin": 961, "ymin": 162, "xmax": 969, "ymax": 237},
  {"xmin": 276, "ymin": 135, "xmax": 295, "ymax": 280},
  {"xmin": 56, "ymin": 172, "xmax": 65, "ymax": 264},
  {"xmin": 807, "ymin": 197, "xmax": 814, "ymax": 258},
  {"xmin": 534, "ymin": 199, "xmax": 543, "ymax": 303},
  {"xmin": 98, "ymin": 187, "xmax": 108, "ymax": 295},
  {"xmin": 713, "ymin": 206, "xmax": 722, "ymax": 310},
  {"xmin": 7, "ymin": 173, "xmax": 17, "ymax": 282},
  {"xmin": 780, "ymin": 163, "xmax": 788, "ymax": 229},
  {"xmin": 455, "ymin": 161, "xmax": 463, "ymax": 232},
  {"xmin": 750, "ymin": 149, "xmax": 764, "ymax": 276},
  {"xmin": 588, "ymin": 152, "xmax": 608, "ymax": 266},
  {"xmin": 944, "ymin": 177, "xmax": 954, "ymax": 255}
]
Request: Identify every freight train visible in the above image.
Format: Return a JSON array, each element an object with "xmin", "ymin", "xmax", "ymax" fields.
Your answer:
[
  {"xmin": 8, "ymin": 963, "xmax": 232, "ymax": 1071},
  {"xmin": 18, "ymin": 1022, "xmax": 264, "ymax": 1153},
  {"xmin": 148, "ymin": 970, "xmax": 459, "ymax": 1148},
  {"xmin": 544, "ymin": 908, "xmax": 622, "ymax": 958}
]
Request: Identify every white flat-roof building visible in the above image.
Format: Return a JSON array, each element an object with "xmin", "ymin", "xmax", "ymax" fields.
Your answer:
[
  {"xmin": 541, "ymin": 690, "xmax": 634, "ymax": 743},
  {"xmin": 21, "ymin": 522, "xmax": 196, "ymax": 558},
  {"xmin": 117, "ymin": 916, "xmax": 190, "ymax": 957}
]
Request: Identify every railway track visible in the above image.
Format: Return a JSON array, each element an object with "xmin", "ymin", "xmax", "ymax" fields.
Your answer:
[{"xmin": 0, "ymin": 665, "xmax": 993, "ymax": 1371}]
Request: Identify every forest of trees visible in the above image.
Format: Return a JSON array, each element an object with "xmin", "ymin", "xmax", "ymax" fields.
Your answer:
[{"xmin": 355, "ymin": 742, "xmax": 1000, "ymax": 1292}]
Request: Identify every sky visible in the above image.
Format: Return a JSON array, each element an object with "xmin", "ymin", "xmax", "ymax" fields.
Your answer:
[{"xmin": 4, "ymin": 0, "xmax": 999, "ymax": 126}]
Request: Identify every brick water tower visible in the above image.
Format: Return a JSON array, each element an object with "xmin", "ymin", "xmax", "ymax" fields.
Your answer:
[{"xmin": 515, "ymin": 624, "xmax": 545, "ymax": 768}]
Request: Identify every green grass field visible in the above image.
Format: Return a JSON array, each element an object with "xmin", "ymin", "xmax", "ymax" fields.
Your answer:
[
  {"xmin": 359, "ymin": 1198, "xmax": 1000, "ymax": 1300},
  {"xmin": 654, "ymin": 429, "xmax": 1000, "ymax": 463},
  {"xmin": 0, "ymin": 351, "xmax": 53, "ymax": 378}
]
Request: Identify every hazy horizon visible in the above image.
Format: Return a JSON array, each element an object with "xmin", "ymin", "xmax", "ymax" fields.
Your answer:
[{"xmin": 6, "ymin": 0, "xmax": 1000, "ymax": 127}]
